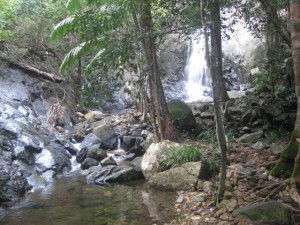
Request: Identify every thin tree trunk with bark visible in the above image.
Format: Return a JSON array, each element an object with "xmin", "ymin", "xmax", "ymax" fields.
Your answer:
[
  {"xmin": 208, "ymin": 0, "xmax": 228, "ymax": 203},
  {"xmin": 290, "ymin": 0, "xmax": 300, "ymax": 186},
  {"xmin": 134, "ymin": 0, "xmax": 179, "ymax": 141},
  {"xmin": 272, "ymin": 0, "xmax": 300, "ymax": 185}
]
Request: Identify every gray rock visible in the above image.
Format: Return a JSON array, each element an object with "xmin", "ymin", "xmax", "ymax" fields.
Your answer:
[
  {"xmin": 236, "ymin": 130, "xmax": 263, "ymax": 143},
  {"xmin": 92, "ymin": 124, "xmax": 118, "ymax": 149},
  {"xmin": 167, "ymin": 99, "xmax": 197, "ymax": 131},
  {"xmin": 88, "ymin": 165, "xmax": 143, "ymax": 185},
  {"xmin": 100, "ymin": 157, "xmax": 117, "ymax": 166},
  {"xmin": 80, "ymin": 133, "xmax": 101, "ymax": 150},
  {"xmin": 87, "ymin": 147, "xmax": 107, "ymax": 161},
  {"xmin": 233, "ymin": 201, "xmax": 291, "ymax": 225},
  {"xmin": 81, "ymin": 157, "xmax": 99, "ymax": 170}
]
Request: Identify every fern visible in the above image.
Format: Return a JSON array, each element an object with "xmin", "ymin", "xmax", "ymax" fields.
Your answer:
[
  {"xmin": 51, "ymin": 16, "xmax": 75, "ymax": 40},
  {"xmin": 60, "ymin": 41, "xmax": 92, "ymax": 73}
]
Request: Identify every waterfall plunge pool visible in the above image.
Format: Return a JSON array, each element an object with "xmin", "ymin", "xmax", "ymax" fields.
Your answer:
[{"xmin": 0, "ymin": 176, "xmax": 177, "ymax": 225}]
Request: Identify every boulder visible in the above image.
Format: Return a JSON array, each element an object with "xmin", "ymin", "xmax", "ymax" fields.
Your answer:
[
  {"xmin": 87, "ymin": 165, "xmax": 144, "ymax": 185},
  {"xmin": 87, "ymin": 147, "xmax": 107, "ymax": 161},
  {"xmin": 236, "ymin": 130, "xmax": 263, "ymax": 143},
  {"xmin": 80, "ymin": 133, "xmax": 101, "ymax": 150},
  {"xmin": 148, "ymin": 162, "xmax": 202, "ymax": 191},
  {"xmin": 92, "ymin": 124, "xmax": 118, "ymax": 149},
  {"xmin": 233, "ymin": 201, "xmax": 291, "ymax": 225},
  {"xmin": 167, "ymin": 99, "xmax": 197, "ymax": 131},
  {"xmin": 141, "ymin": 140, "xmax": 180, "ymax": 179},
  {"xmin": 0, "ymin": 168, "xmax": 31, "ymax": 202},
  {"xmin": 100, "ymin": 157, "xmax": 117, "ymax": 166},
  {"xmin": 81, "ymin": 157, "xmax": 99, "ymax": 170},
  {"xmin": 142, "ymin": 131, "xmax": 159, "ymax": 151}
]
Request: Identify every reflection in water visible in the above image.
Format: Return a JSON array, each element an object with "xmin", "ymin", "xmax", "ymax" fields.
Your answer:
[{"xmin": 0, "ymin": 176, "xmax": 177, "ymax": 225}]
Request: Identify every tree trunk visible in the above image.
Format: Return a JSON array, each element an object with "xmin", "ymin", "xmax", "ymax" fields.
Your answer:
[
  {"xmin": 271, "ymin": 0, "xmax": 300, "ymax": 185},
  {"xmin": 257, "ymin": 0, "xmax": 291, "ymax": 48},
  {"xmin": 74, "ymin": 59, "xmax": 82, "ymax": 104},
  {"xmin": 134, "ymin": 0, "xmax": 179, "ymax": 141},
  {"xmin": 207, "ymin": 0, "xmax": 228, "ymax": 203}
]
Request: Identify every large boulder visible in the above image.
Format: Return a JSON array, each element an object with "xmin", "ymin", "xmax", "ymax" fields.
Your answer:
[
  {"xmin": 92, "ymin": 124, "xmax": 118, "ymax": 149},
  {"xmin": 167, "ymin": 99, "xmax": 197, "ymax": 132},
  {"xmin": 148, "ymin": 162, "xmax": 202, "ymax": 191},
  {"xmin": 233, "ymin": 201, "xmax": 291, "ymax": 225},
  {"xmin": 141, "ymin": 140, "xmax": 180, "ymax": 179},
  {"xmin": 87, "ymin": 165, "xmax": 144, "ymax": 185}
]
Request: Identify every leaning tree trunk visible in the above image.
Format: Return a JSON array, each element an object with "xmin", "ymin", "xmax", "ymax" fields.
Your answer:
[
  {"xmin": 208, "ymin": 0, "xmax": 228, "ymax": 203},
  {"xmin": 271, "ymin": 0, "xmax": 300, "ymax": 185}
]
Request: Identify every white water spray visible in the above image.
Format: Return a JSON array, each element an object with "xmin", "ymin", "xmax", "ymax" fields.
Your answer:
[{"xmin": 184, "ymin": 32, "xmax": 212, "ymax": 102}]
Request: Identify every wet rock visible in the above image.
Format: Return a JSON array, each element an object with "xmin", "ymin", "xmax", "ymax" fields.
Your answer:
[
  {"xmin": 122, "ymin": 136, "xmax": 136, "ymax": 151},
  {"xmin": 81, "ymin": 157, "xmax": 99, "ymax": 170},
  {"xmin": 80, "ymin": 133, "xmax": 101, "ymax": 150},
  {"xmin": 88, "ymin": 165, "xmax": 143, "ymax": 185},
  {"xmin": 87, "ymin": 147, "xmax": 107, "ymax": 161},
  {"xmin": 13, "ymin": 146, "xmax": 35, "ymax": 165},
  {"xmin": 64, "ymin": 141, "xmax": 79, "ymax": 155},
  {"xmin": 76, "ymin": 148, "xmax": 88, "ymax": 163},
  {"xmin": 100, "ymin": 157, "xmax": 117, "ymax": 166},
  {"xmin": 92, "ymin": 124, "xmax": 118, "ymax": 149},
  {"xmin": 233, "ymin": 200, "xmax": 291, "ymax": 225},
  {"xmin": 0, "ymin": 167, "xmax": 31, "ymax": 202}
]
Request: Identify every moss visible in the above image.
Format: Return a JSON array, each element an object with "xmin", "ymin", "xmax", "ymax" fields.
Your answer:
[{"xmin": 271, "ymin": 129, "xmax": 300, "ymax": 178}]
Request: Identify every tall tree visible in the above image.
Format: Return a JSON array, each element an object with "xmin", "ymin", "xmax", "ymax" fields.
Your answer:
[
  {"xmin": 271, "ymin": 0, "xmax": 300, "ymax": 186},
  {"xmin": 133, "ymin": 0, "xmax": 179, "ymax": 141},
  {"xmin": 201, "ymin": 0, "xmax": 228, "ymax": 203}
]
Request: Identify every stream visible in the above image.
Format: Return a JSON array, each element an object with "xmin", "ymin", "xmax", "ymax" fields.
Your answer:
[{"xmin": 0, "ymin": 175, "xmax": 177, "ymax": 225}]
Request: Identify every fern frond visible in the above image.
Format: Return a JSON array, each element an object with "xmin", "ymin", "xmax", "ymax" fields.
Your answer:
[
  {"xmin": 66, "ymin": 0, "xmax": 81, "ymax": 11},
  {"xmin": 51, "ymin": 16, "xmax": 75, "ymax": 40},
  {"xmin": 60, "ymin": 41, "xmax": 92, "ymax": 73}
]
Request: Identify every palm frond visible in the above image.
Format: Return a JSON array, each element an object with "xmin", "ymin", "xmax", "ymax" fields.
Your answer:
[
  {"xmin": 51, "ymin": 16, "xmax": 75, "ymax": 40},
  {"xmin": 66, "ymin": 0, "xmax": 81, "ymax": 11},
  {"xmin": 86, "ymin": 48, "xmax": 105, "ymax": 70},
  {"xmin": 60, "ymin": 41, "xmax": 92, "ymax": 73}
]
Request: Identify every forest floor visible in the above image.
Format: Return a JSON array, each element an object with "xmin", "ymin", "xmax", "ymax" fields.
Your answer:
[{"xmin": 170, "ymin": 138, "xmax": 300, "ymax": 225}]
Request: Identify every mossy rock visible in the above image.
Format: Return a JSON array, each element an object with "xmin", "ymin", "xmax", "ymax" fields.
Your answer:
[
  {"xmin": 233, "ymin": 201, "xmax": 291, "ymax": 225},
  {"xmin": 167, "ymin": 99, "xmax": 197, "ymax": 132}
]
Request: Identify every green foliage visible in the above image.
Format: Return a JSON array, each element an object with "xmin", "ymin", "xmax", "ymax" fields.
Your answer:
[
  {"xmin": 207, "ymin": 149, "xmax": 220, "ymax": 174},
  {"xmin": 0, "ymin": 0, "xmax": 19, "ymax": 42},
  {"xmin": 162, "ymin": 145, "xmax": 204, "ymax": 168},
  {"xmin": 51, "ymin": 16, "xmax": 76, "ymax": 40}
]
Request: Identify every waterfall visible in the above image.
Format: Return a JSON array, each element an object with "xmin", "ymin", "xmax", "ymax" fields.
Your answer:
[{"xmin": 184, "ymin": 33, "xmax": 212, "ymax": 102}]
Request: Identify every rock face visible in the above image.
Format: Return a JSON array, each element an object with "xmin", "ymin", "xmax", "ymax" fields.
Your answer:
[
  {"xmin": 0, "ymin": 63, "xmax": 72, "ymax": 202},
  {"xmin": 167, "ymin": 99, "xmax": 197, "ymax": 132}
]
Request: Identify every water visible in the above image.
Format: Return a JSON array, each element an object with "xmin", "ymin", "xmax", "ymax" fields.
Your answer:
[
  {"xmin": 184, "ymin": 32, "xmax": 212, "ymax": 103},
  {"xmin": 0, "ymin": 176, "xmax": 177, "ymax": 225}
]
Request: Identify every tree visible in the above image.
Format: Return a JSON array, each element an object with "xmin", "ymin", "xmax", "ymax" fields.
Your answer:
[
  {"xmin": 132, "ymin": 0, "xmax": 178, "ymax": 141},
  {"xmin": 271, "ymin": 0, "xmax": 300, "ymax": 186},
  {"xmin": 201, "ymin": 0, "xmax": 228, "ymax": 203},
  {"xmin": 52, "ymin": 0, "xmax": 179, "ymax": 141}
]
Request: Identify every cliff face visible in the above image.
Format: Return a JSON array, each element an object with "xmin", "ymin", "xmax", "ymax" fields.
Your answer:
[{"xmin": 0, "ymin": 62, "xmax": 71, "ymax": 203}]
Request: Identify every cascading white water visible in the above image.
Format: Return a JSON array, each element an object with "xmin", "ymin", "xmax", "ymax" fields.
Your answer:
[{"xmin": 184, "ymin": 32, "xmax": 212, "ymax": 102}]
